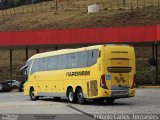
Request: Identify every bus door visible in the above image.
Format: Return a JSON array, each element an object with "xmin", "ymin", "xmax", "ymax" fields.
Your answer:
[{"xmin": 107, "ymin": 58, "xmax": 131, "ymax": 97}]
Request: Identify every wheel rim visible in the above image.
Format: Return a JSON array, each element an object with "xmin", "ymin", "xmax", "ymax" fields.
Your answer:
[
  {"xmin": 78, "ymin": 92, "xmax": 83, "ymax": 102},
  {"xmin": 69, "ymin": 92, "xmax": 73, "ymax": 102},
  {"xmin": 31, "ymin": 91, "xmax": 35, "ymax": 99}
]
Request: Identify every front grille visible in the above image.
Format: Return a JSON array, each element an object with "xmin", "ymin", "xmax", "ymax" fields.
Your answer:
[{"xmin": 107, "ymin": 67, "xmax": 132, "ymax": 73}]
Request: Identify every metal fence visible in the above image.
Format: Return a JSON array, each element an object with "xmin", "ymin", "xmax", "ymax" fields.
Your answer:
[
  {"xmin": 135, "ymin": 45, "xmax": 160, "ymax": 85},
  {"xmin": 0, "ymin": 0, "xmax": 160, "ymax": 17},
  {"xmin": 136, "ymin": 58, "xmax": 160, "ymax": 84}
]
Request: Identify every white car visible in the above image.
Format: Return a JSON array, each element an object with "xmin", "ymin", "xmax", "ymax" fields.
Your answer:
[{"xmin": 5, "ymin": 80, "xmax": 21, "ymax": 89}]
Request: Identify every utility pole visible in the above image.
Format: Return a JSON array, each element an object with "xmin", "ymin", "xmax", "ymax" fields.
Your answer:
[
  {"xmin": 155, "ymin": 41, "xmax": 158, "ymax": 84},
  {"xmin": 10, "ymin": 49, "xmax": 13, "ymax": 87}
]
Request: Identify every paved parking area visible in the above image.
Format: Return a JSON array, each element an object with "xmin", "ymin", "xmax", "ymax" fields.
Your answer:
[{"xmin": 0, "ymin": 88, "xmax": 159, "ymax": 119}]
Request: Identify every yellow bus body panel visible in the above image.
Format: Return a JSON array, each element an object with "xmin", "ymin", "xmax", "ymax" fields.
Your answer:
[{"xmin": 24, "ymin": 44, "xmax": 136, "ymax": 99}]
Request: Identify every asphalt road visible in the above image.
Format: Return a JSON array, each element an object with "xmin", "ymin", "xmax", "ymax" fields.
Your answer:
[{"xmin": 0, "ymin": 88, "xmax": 160, "ymax": 120}]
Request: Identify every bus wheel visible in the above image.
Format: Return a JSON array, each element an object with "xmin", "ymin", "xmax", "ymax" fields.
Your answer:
[
  {"xmin": 68, "ymin": 89, "xmax": 75, "ymax": 103},
  {"xmin": 77, "ymin": 89, "xmax": 85, "ymax": 104},
  {"xmin": 30, "ymin": 88, "xmax": 39, "ymax": 101},
  {"xmin": 106, "ymin": 98, "xmax": 115, "ymax": 104}
]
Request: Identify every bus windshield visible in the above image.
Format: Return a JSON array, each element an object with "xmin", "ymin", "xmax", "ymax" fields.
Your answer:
[{"xmin": 21, "ymin": 59, "xmax": 33, "ymax": 82}]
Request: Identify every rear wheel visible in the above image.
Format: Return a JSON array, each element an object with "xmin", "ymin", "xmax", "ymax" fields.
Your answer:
[
  {"xmin": 30, "ymin": 88, "xmax": 39, "ymax": 101},
  {"xmin": 106, "ymin": 98, "xmax": 115, "ymax": 104},
  {"xmin": 67, "ymin": 89, "xmax": 76, "ymax": 103},
  {"xmin": 77, "ymin": 89, "xmax": 85, "ymax": 104}
]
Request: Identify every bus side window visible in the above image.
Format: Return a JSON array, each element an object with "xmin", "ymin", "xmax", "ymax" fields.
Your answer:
[
  {"xmin": 30, "ymin": 59, "xmax": 40, "ymax": 74},
  {"xmin": 57, "ymin": 54, "xmax": 67, "ymax": 69},
  {"xmin": 67, "ymin": 53, "xmax": 78, "ymax": 68},
  {"xmin": 48, "ymin": 56, "xmax": 57, "ymax": 70},
  {"xmin": 40, "ymin": 57, "xmax": 48, "ymax": 71},
  {"xmin": 78, "ymin": 51, "xmax": 87, "ymax": 68},
  {"xmin": 87, "ymin": 50, "xmax": 99, "ymax": 67}
]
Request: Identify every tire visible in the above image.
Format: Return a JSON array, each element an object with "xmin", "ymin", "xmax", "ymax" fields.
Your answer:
[
  {"xmin": 67, "ymin": 89, "xmax": 76, "ymax": 103},
  {"xmin": 19, "ymin": 87, "xmax": 23, "ymax": 92},
  {"xmin": 77, "ymin": 89, "xmax": 85, "ymax": 104},
  {"xmin": 13, "ymin": 85, "xmax": 17, "ymax": 89},
  {"xmin": 29, "ymin": 88, "xmax": 39, "ymax": 101},
  {"xmin": 106, "ymin": 98, "xmax": 115, "ymax": 104},
  {"xmin": 19, "ymin": 84, "xmax": 24, "ymax": 92},
  {"xmin": 19, "ymin": 88, "xmax": 22, "ymax": 92}
]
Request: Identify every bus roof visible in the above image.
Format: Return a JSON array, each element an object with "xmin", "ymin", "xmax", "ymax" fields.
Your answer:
[
  {"xmin": 28, "ymin": 44, "xmax": 132, "ymax": 60},
  {"xmin": 29, "ymin": 45, "xmax": 103, "ymax": 60}
]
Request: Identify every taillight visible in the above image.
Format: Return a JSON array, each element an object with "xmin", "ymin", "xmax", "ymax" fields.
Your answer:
[
  {"xmin": 131, "ymin": 74, "xmax": 136, "ymax": 89},
  {"xmin": 100, "ymin": 74, "xmax": 108, "ymax": 89}
]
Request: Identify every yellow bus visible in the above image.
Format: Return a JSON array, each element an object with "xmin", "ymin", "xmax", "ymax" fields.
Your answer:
[{"xmin": 22, "ymin": 44, "xmax": 136, "ymax": 104}]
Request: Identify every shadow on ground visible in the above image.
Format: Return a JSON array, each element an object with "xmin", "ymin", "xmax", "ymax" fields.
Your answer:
[{"xmin": 37, "ymin": 97, "xmax": 135, "ymax": 106}]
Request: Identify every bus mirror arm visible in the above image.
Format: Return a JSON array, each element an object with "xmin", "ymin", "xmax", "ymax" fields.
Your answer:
[{"xmin": 20, "ymin": 65, "xmax": 28, "ymax": 75}]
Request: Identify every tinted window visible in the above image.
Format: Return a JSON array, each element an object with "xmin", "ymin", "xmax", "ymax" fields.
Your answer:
[
  {"xmin": 57, "ymin": 55, "xmax": 67, "ymax": 69},
  {"xmin": 87, "ymin": 50, "xmax": 99, "ymax": 66},
  {"xmin": 30, "ymin": 49, "xmax": 99, "ymax": 73},
  {"xmin": 78, "ymin": 51, "xmax": 87, "ymax": 67},
  {"xmin": 40, "ymin": 58, "xmax": 48, "ymax": 71},
  {"xmin": 67, "ymin": 53, "xmax": 78, "ymax": 68},
  {"xmin": 31, "ymin": 59, "xmax": 40, "ymax": 74},
  {"xmin": 48, "ymin": 56, "xmax": 57, "ymax": 70}
]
